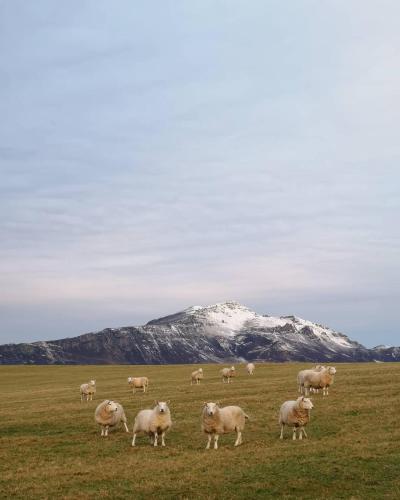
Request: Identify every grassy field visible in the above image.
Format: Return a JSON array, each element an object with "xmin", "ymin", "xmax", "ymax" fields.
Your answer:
[{"xmin": 1, "ymin": 363, "xmax": 400, "ymax": 499}]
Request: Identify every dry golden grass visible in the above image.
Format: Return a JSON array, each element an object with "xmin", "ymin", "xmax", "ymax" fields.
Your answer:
[{"xmin": 1, "ymin": 363, "xmax": 400, "ymax": 499}]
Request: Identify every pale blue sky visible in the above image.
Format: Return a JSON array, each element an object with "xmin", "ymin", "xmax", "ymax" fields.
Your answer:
[{"xmin": 1, "ymin": 1, "xmax": 399, "ymax": 346}]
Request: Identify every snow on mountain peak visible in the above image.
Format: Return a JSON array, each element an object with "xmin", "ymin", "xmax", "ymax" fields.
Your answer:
[
  {"xmin": 184, "ymin": 301, "xmax": 288, "ymax": 336},
  {"xmin": 182, "ymin": 302, "xmax": 352, "ymax": 347}
]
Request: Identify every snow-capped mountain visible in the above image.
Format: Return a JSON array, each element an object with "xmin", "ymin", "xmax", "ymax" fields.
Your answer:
[{"xmin": 0, "ymin": 301, "xmax": 397, "ymax": 364}]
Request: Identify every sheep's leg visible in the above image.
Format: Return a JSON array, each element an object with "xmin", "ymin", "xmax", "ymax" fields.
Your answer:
[
  {"xmin": 292, "ymin": 427, "xmax": 297, "ymax": 440},
  {"xmin": 143, "ymin": 386, "xmax": 146, "ymax": 393},
  {"xmin": 161, "ymin": 432, "xmax": 166, "ymax": 447},
  {"xmin": 123, "ymin": 422, "xmax": 129, "ymax": 433},
  {"xmin": 105, "ymin": 425, "xmax": 109, "ymax": 437},
  {"xmin": 80, "ymin": 394, "xmax": 83, "ymax": 402},
  {"xmin": 206, "ymin": 434, "xmax": 212, "ymax": 449},
  {"xmin": 154, "ymin": 432, "xmax": 158, "ymax": 447},
  {"xmin": 132, "ymin": 433, "xmax": 137, "ymax": 446},
  {"xmin": 132, "ymin": 388, "xmax": 135, "ymax": 395},
  {"xmin": 150, "ymin": 433, "xmax": 154, "ymax": 445},
  {"xmin": 101, "ymin": 427, "xmax": 104, "ymax": 437},
  {"xmin": 280, "ymin": 424, "xmax": 284, "ymax": 439},
  {"xmin": 302, "ymin": 427, "xmax": 308, "ymax": 438},
  {"xmin": 299, "ymin": 428, "xmax": 303, "ymax": 440},
  {"xmin": 214, "ymin": 434, "xmax": 219, "ymax": 450},
  {"xmin": 234, "ymin": 431, "xmax": 242, "ymax": 446}
]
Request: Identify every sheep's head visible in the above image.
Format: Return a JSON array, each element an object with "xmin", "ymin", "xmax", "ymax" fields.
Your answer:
[
  {"xmin": 199, "ymin": 368, "xmax": 203, "ymax": 372},
  {"xmin": 203, "ymin": 402, "xmax": 219, "ymax": 417},
  {"xmin": 231, "ymin": 366, "xmax": 235, "ymax": 371},
  {"xmin": 298, "ymin": 397, "xmax": 314, "ymax": 410},
  {"xmin": 327, "ymin": 367, "xmax": 336, "ymax": 375},
  {"xmin": 155, "ymin": 401, "xmax": 170, "ymax": 414},
  {"xmin": 127, "ymin": 377, "xmax": 132, "ymax": 383},
  {"xmin": 90, "ymin": 380, "xmax": 96, "ymax": 385},
  {"xmin": 315, "ymin": 365, "xmax": 324, "ymax": 372},
  {"xmin": 105, "ymin": 401, "xmax": 118, "ymax": 413}
]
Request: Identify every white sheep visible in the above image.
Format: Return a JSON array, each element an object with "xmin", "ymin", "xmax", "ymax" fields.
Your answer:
[
  {"xmin": 80, "ymin": 380, "xmax": 96, "ymax": 402},
  {"xmin": 221, "ymin": 366, "xmax": 236, "ymax": 383},
  {"xmin": 191, "ymin": 368, "xmax": 204, "ymax": 385},
  {"xmin": 94, "ymin": 400, "xmax": 129, "ymax": 437},
  {"xmin": 127, "ymin": 376, "xmax": 149, "ymax": 394},
  {"xmin": 279, "ymin": 396, "xmax": 314, "ymax": 440},
  {"xmin": 302, "ymin": 366, "xmax": 337, "ymax": 396},
  {"xmin": 201, "ymin": 402, "xmax": 249, "ymax": 449},
  {"xmin": 246, "ymin": 362, "xmax": 255, "ymax": 375},
  {"xmin": 297, "ymin": 366, "xmax": 326, "ymax": 394},
  {"xmin": 132, "ymin": 401, "xmax": 172, "ymax": 447},
  {"xmin": 309, "ymin": 366, "xmax": 326, "ymax": 393}
]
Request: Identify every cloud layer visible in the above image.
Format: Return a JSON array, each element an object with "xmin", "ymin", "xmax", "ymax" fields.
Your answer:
[{"xmin": 1, "ymin": 1, "xmax": 399, "ymax": 346}]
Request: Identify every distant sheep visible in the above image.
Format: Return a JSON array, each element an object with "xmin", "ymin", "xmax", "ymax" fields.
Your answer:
[
  {"xmin": 246, "ymin": 363, "xmax": 255, "ymax": 375},
  {"xmin": 132, "ymin": 401, "xmax": 172, "ymax": 447},
  {"xmin": 202, "ymin": 402, "xmax": 249, "ymax": 449},
  {"xmin": 94, "ymin": 400, "xmax": 129, "ymax": 437},
  {"xmin": 191, "ymin": 368, "xmax": 204, "ymax": 385},
  {"xmin": 297, "ymin": 366, "xmax": 326, "ymax": 394},
  {"xmin": 128, "ymin": 376, "xmax": 149, "ymax": 394},
  {"xmin": 302, "ymin": 366, "xmax": 336, "ymax": 396},
  {"xmin": 279, "ymin": 396, "xmax": 314, "ymax": 440},
  {"xmin": 80, "ymin": 380, "xmax": 96, "ymax": 402},
  {"xmin": 309, "ymin": 366, "xmax": 326, "ymax": 393},
  {"xmin": 221, "ymin": 366, "xmax": 236, "ymax": 383}
]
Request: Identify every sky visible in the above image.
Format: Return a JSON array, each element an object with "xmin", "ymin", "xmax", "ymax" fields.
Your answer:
[{"xmin": 1, "ymin": 1, "xmax": 399, "ymax": 347}]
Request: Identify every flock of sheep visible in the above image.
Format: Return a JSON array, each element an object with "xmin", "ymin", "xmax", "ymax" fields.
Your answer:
[{"xmin": 80, "ymin": 362, "xmax": 337, "ymax": 449}]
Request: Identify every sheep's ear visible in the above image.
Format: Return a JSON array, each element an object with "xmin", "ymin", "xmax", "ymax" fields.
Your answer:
[
  {"xmin": 154, "ymin": 400, "xmax": 159, "ymax": 406},
  {"xmin": 216, "ymin": 401, "xmax": 220, "ymax": 406},
  {"xmin": 203, "ymin": 402, "xmax": 207, "ymax": 406},
  {"xmin": 166, "ymin": 400, "xmax": 170, "ymax": 405}
]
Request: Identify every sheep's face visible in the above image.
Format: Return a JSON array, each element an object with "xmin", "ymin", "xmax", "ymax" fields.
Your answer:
[
  {"xmin": 204, "ymin": 402, "xmax": 219, "ymax": 417},
  {"xmin": 199, "ymin": 368, "xmax": 203, "ymax": 372},
  {"xmin": 328, "ymin": 367, "xmax": 336, "ymax": 375},
  {"xmin": 90, "ymin": 380, "xmax": 96, "ymax": 386},
  {"xmin": 156, "ymin": 401, "xmax": 169, "ymax": 414},
  {"xmin": 127, "ymin": 377, "xmax": 132, "ymax": 383},
  {"xmin": 315, "ymin": 365, "xmax": 324, "ymax": 372},
  {"xmin": 298, "ymin": 397, "xmax": 314, "ymax": 410},
  {"xmin": 231, "ymin": 366, "xmax": 235, "ymax": 371},
  {"xmin": 106, "ymin": 401, "xmax": 118, "ymax": 413}
]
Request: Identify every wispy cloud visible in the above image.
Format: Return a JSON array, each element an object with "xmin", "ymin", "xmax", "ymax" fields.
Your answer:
[{"xmin": 0, "ymin": 1, "xmax": 399, "ymax": 346}]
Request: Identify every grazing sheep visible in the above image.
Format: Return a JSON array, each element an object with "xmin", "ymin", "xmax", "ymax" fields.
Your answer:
[
  {"xmin": 309, "ymin": 366, "xmax": 325, "ymax": 393},
  {"xmin": 297, "ymin": 366, "xmax": 326, "ymax": 394},
  {"xmin": 246, "ymin": 363, "xmax": 255, "ymax": 375},
  {"xmin": 94, "ymin": 400, "xmax": 129, "ymax": 437},
  {"xmin": 201, "ymin": 402, "xmax": 249, "ymax": 449},
  {"xmin": 132, "ymin": 401, "xmax": 172, "ymax": 447},
  {"xmin": 302, "ymin": 366, "xmax": 337, "ymax": 396},
  {"xmin": 128, "ymin": 376, "xmax": 149, "ymax": 394},
  {"xmin": 191, "ymin": 368, "xmax": 204, "ymax": 385},
  {"xmin": 80, "ymin": 380, "xmax": 96, "ymax": 402},
  {"xmin": 221, "ymin": 366, "xmax": 236, "ymax": 383},
  {"xmin": 279, "ymin": 396, "xmax": 314, "ymax": 440}
]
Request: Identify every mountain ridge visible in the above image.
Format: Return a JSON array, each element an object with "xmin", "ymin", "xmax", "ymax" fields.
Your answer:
[{"xmin": 0, "ymin": 301, "xmax": 398, "ymax": 364}]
